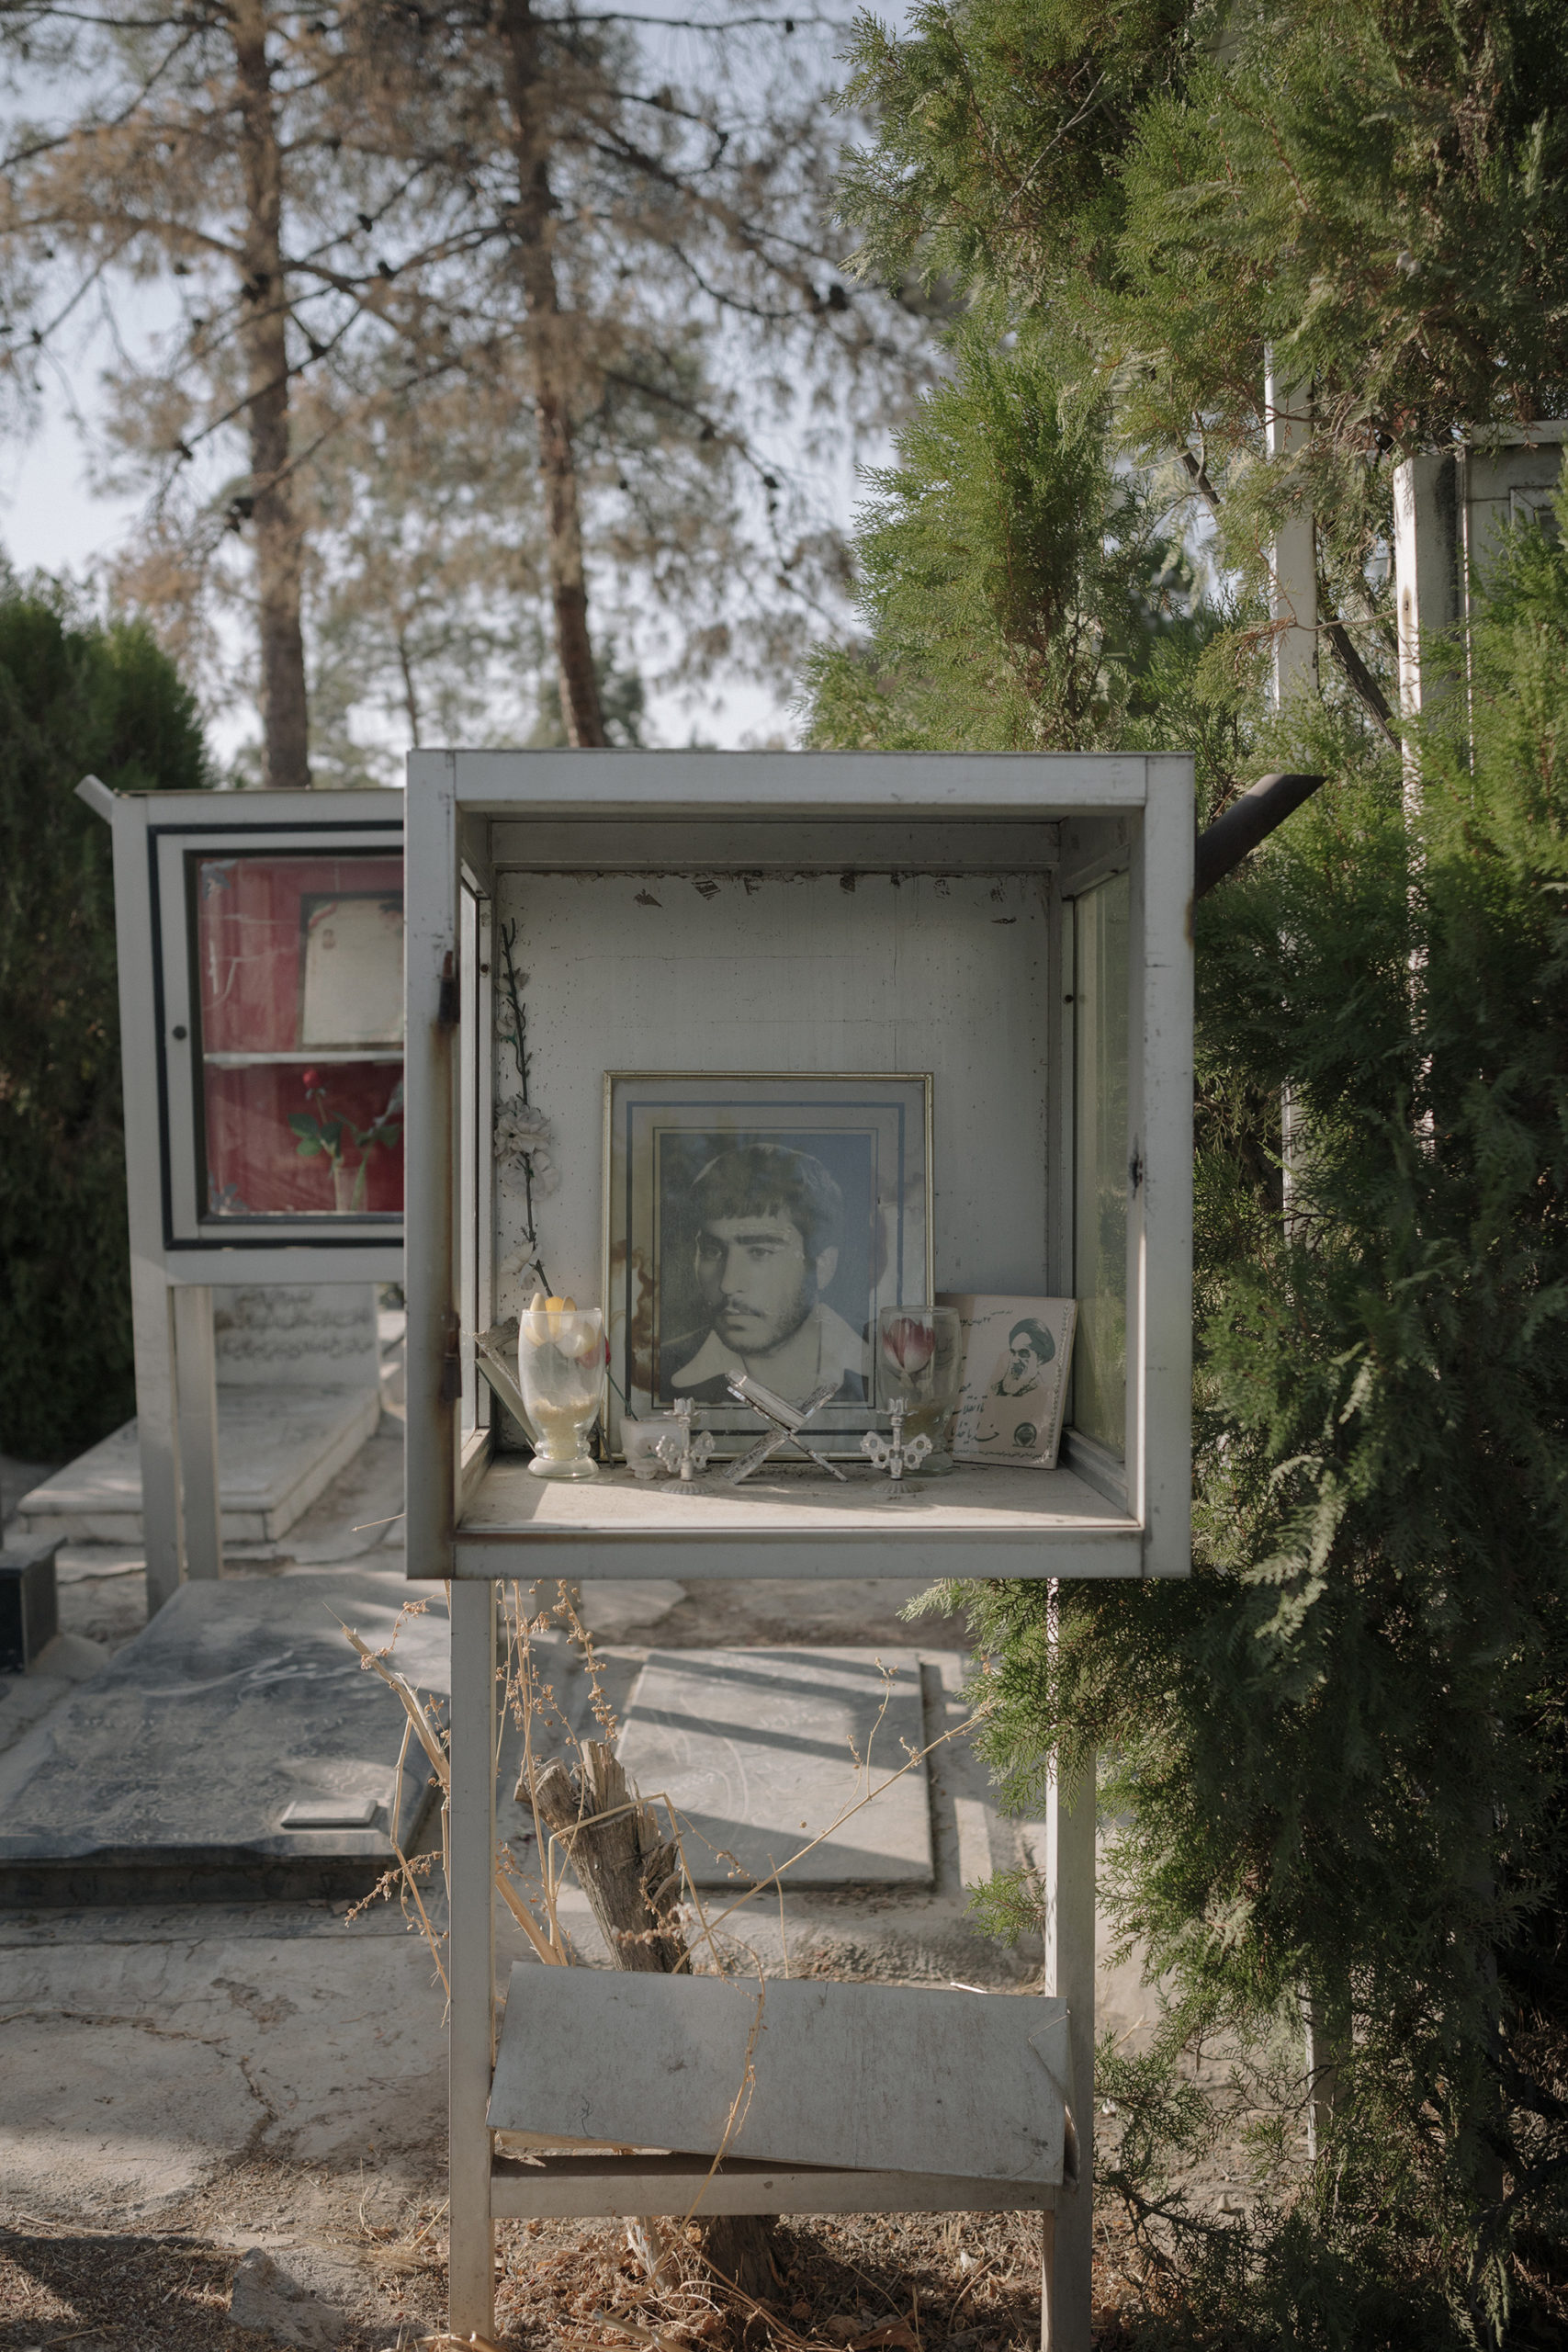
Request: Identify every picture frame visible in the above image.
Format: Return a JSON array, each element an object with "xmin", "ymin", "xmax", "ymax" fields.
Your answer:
[
  {"xmin": 941, "ymin": 1293, "xmax": 1077, "ymax": 1470},
  {"xmin": 299, "ymin": 890, "xmax": 405, "ymax": 1049},
  {"xmin": 604, "ymin": 1072, "xmax": 932, "ymax": 1457}
]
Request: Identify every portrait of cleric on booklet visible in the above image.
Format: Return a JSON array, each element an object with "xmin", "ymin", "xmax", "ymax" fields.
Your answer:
[{"xmin": 660, "ymin": 1141, "xmax": 871, "ymax": 1408}]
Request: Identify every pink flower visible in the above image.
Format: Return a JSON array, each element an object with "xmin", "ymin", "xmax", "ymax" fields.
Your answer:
[
  {"xmin": 883, "ymin": 1315, "xmax": 936, "ymax": 1374},
  {"xmin": 301, "ymin": 1068, "xmax": 320, "ymax": 1090}
]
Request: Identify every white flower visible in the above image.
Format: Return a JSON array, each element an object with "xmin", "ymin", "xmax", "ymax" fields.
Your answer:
[{"xmin": 495, "ymin": 1099, "xmax": 560, "ymax": 1194}]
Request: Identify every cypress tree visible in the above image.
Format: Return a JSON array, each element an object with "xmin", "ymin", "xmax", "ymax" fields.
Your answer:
[
  {"xmin": 0, "ymin": 587, "xmax": 209, "ymax": 1463},
  {"xmin": 806, "ymin": 0, "xmax": 1568, "ymax": 2327}
]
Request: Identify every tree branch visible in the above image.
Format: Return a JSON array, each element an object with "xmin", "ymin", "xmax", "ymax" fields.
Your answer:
[{"xmin": 1177, "ymin": 447, "xmax": 1399, "ymax": 744}]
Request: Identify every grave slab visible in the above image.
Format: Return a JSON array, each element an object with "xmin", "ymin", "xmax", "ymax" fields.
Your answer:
[
  {"xmin": 213, "ymin": 1282, "xmax": 380, "ymax": 1389},
  {"xmin": 615, "ymin": 1646, "xmax": 932, "ymax": 1889},
  {"xmin": 14, "ymin": 1385, "xmax": 381, "ymax": 1545},
  {"xmin": 0, "ymin": 1568, "xmax": 446, "ymax": 1903}
]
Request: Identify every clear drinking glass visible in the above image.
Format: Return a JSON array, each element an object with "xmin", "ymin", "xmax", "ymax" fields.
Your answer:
[
  {"xmin": 876, "ymin": 1306, "xmax": 963, "ymax": 1475},
  {"xmin": 518, "ymin": 1305, "xmax": 605, "ymax": 1479}
]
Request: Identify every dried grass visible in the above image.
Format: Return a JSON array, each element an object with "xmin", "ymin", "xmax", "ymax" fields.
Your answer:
[{"xmin": 339, "ymin": 1582, "xmax": 990, "ymax": 2022}]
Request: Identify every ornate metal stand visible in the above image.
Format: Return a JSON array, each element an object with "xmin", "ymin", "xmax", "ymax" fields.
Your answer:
[
  {"xmin": 722, "ymin": 1372, "xmax": 848, "ymax": 1485},
  {"xmin": 861, "ymin": 1397, "xmax": 931, "ymax": 1501},
  {"xmin": 656, "ymin": 1395, "xmax": 715, "ymax": 1495}
]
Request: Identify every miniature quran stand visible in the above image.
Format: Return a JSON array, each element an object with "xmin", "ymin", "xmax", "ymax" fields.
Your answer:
[
  {"xmin": 722, "ymin": 1371, "xmax": 848, "ymax": 1484},
  {"xmin": 406, "ymin": 748, "xmax": 1199, "ymax": 2352}
]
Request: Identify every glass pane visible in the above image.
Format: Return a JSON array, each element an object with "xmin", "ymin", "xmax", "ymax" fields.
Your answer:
[
  {"xmin": 1073, "ymin": 873, "xmax": 1130, "ymax": 1455},
  {"xmin": 193, "ymin": 853, "xmax": 404, "ymax": 1217}
]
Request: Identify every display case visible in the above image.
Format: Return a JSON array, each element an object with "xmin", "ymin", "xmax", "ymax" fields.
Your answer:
[
  {"xmin": 404, "ymin": 751, "xmax": 1195, "ymax": 1584},
  {"xmin": 152, "ymin": 822, "xmax": 405, "ymax": 1247},
  {"xmin": 84, "ymin": 782, "xmax": 405, "ymax": 1611},
  {"xmin": 407, "ymin": 751, "xmax": 1194, "ymax": 2351}
]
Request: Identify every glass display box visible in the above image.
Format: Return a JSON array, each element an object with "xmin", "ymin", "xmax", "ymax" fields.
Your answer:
[
  {"xmin": 85, "ymin": 781, "xmax": 405, "ymax": 1611},
  {"xmin": 403, "ymin": 750, "xmax": 1195, "ymax": 1584},
  {"xmin": 152, "ymin": 822, "xmax": 406, "ymax": 1248}
]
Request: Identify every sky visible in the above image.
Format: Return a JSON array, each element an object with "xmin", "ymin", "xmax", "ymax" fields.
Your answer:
[
  {"xmin": 1, "ymin": 396, "xmax": 141, "ymax": 578},
  {"xmin": 0, "ymin": 333, "xmax": 829, "ymax": 763}
]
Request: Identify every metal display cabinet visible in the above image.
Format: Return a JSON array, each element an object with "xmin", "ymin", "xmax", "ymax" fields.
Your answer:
[
  {"xmin": 1396, "ymin": 423, "xmax": 1568, "ymax": 727},
  {"xmin": 404, "ymin": 750, "xmax": 1196, "ymax": 2349},
  {"xmin": 82, "ymin": 780, "xmax": 405, "ymax": 1609}
]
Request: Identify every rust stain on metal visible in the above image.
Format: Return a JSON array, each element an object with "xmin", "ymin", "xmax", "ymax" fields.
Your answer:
[{"xmin": 610, "ymin": 1239, "xmax": 656, "ymax": 1395}]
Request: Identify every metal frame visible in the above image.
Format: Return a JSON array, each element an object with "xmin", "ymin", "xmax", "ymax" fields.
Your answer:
[
  {"xmin": 406, "ymin": 750, "xmax": 1196, "ymax": 2352},
  {"xmin": 407, "ymin": 752, "xmax": 1195, "ymax": 1583},
  {"xmin": 82, "ymin": 780, "xmax": 404, "ymax": 1610},
  {"xmin": 1395, "ymin": 423, "xmax": 1568, "ymax": 734},
  {"xmin": 600, "ymin": 1067, "xmax": 936, "ymax": 1456},
  {"xmin": 151, "ymin": 824, "xmax": 405, "ymax": 1249}
]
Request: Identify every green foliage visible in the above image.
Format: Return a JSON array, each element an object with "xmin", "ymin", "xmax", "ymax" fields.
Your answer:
[
  {"xmin": 937, "ymin": 511, "xmax": 1568, "ymax": 2342},
  {"xmin": 0, "ymin": 582, "xmax": 209, "ymax": 1462},
  {"xmin": 823, "ymin": 0, "xmax": 1568, "ymax": 2332},
  {"xmin": 803, "ymin": 333, "xmax": 1210, "ymax": 751},
  {"xmin": 839, "ymin": 0, "xmax": 1568, "ymax": 443},
  {"xmin": 834, "ymin": 0, "xmax": 1568, "ymax": 716}
]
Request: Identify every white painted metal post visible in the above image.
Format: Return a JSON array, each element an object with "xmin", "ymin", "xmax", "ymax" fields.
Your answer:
[
  {"xmin": 1265, "ymin": 362, "xmax": 1318, "ymax": 705},
  {"xmin": 130, "ymin": 1254, "xmax": 185, "ymax": 1615},
  {"xmin": 448, "ymin": 1578, "xmax": 498, "ymax": 2342},
  {"xmin": 1393, "ymin": 452, "xmax": 1459, "ymax": 758},
  {"xmin": 1041, "ymin": 1686, "xmax": 1096, "ymax": 2351},
  {"xmin": 171, "ymin": 1284, "xmax": 222, "ymax": 1579},
  {"xmin": 1133, "ymin": 760, "xmax": 1195, "ymax": 1579}
]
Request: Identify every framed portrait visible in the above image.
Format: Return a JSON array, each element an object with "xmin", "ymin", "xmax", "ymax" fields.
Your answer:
[
  {"xmin": 605, "ymin": 1073, "xmax": 932, "ymax": 1457},
  {"xmin": 941, "ymin": 1294, "xmax": 1077, "ymax": 1470},
  {"xmin": 299, "ymin": 891, "xmax": 405, "ymax": 1049}
]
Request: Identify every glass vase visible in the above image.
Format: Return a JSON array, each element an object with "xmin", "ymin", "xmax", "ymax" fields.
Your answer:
[
  {"xmin": 518, "ymin": 1305, "xmax": 605, "ymax": 1479},
  {"xmin": 876, "ymin": 1306, "xmax": 963, "ymax": 1474}
]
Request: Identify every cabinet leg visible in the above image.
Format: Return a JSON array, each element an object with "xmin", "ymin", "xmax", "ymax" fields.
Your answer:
[
  {"xmin": 1043, "ymin": 1734, "xmax": 1096, "ymax": 2352},
  {"xmin": 131, "ymin": 1257, "xmax": 183, "ymax": 1616},
  {"xmin": 448, "ymin": 1580, "xmax": 497, "ymax": 2341},
  {"xmin": 172, "ymin": 1284, "xmax": 222, "ymax": 1580}
]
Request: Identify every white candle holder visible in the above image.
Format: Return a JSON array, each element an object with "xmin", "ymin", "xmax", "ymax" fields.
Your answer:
[
  {"xmin": 655, "ymin": 1395, "xmax": 714, "ymax": 1495},
  {"xmin": 861, "ymin": 1396, "xmax": 932, "ymax": 1501}
]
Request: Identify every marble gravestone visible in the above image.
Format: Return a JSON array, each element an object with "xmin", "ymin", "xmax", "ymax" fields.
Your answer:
[
  {"xmin": 615, "ymin": 1646, "xmax": 934, "ymax": 1890},
  {"xmin": 17, "ymin": 1284, "xmax": 384, "ymax": 1547},
  {"xmin": 0, "ymin": 1567, "xmax": 445, "ymax": 1902}
]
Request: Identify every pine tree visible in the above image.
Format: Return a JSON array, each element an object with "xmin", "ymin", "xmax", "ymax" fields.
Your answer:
[
  {"xmin": 0, "ymin": 1, "xmax": 420, "ymax": 784},
  {"xmin": 1, "ymin": 3, "xmax": 923, "ymax": 767},
  {"xmin": 803, "ymin": 332, "xmax": 1233, "ymax": 772}
]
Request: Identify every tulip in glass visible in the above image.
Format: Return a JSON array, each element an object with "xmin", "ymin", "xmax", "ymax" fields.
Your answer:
[
  {"xmin": 518, "ymin": 1296, "xmax": 605, "ymax": 1479},
  {"xmin": 876, "ymin": 1305, "xmax": 963, "ymax": 1475}
]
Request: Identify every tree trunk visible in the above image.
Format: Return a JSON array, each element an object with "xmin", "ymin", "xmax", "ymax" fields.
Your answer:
[
  {"xmin": 497, "ymin": 0, "xmax": 607, "ymax": 749},
  {"xmin": 528, "ymin": 1745, "xmax": 779, "ymax": 2297},
  {"xmin": 530, "ymin": 1747, "xmax": 688, "ymax": 1973},
  {"xmin": 231, "ymin": 0, "xmax": 310, "ymax": 787}
]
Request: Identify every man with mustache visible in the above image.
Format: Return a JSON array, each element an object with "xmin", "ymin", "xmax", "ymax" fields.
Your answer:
[{"xmin": 666, "ymin": 1142, "xmax": 867, "ymax": 1406}]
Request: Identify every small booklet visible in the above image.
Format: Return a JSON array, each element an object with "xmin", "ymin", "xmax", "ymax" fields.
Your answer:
[{"xmin": 939, "ymin": 1294, "xmax": 1077, "ymax": 1470}]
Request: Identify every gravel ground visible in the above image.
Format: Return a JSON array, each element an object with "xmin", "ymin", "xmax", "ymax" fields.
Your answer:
[{"xmin": 1, "ymin": 2175, "xmax": 1168, "ymax": 2349}]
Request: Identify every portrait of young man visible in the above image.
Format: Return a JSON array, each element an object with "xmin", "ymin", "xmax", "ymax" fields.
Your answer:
[{"xmin": 661, "ymin": 1140, "xmax": 870, "ymax": 1406}]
